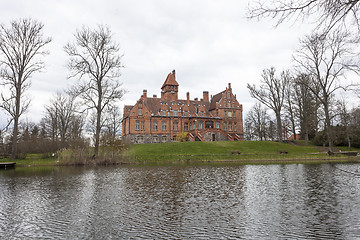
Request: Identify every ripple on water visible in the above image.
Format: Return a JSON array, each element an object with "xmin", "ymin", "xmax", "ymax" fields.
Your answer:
[{"xmin": 0, "ymin": 164, "xmax": 360, "ymax": 239}]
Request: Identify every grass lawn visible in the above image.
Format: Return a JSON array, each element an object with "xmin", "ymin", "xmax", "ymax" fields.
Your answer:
[
  {"xmin": 1, "ymin": 141, "xmax": 359, "ymax": 167},
  {"xmin": 125, "ymin": 140, "xmax": 360, "ymax": 164},
  {"xmin": 0, "ymin": 153, "xmax": 58, "ymax": 167}
]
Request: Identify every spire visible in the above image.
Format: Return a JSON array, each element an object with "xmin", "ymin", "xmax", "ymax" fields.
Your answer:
[{"xmin": 161, "ymin": 69, "xmax": 179, "ymax": 89}]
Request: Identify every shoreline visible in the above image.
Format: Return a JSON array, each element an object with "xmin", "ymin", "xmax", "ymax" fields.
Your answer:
[{"xmin": 3, "ymin": 156, "xmax": 359, "ymax": 168}]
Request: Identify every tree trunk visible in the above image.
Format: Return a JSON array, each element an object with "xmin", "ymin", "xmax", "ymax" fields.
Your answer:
[
  {"xmin": 324, "ymin": 101, "xmax": 334, "ymax": 153},
  {"xmin": 11, "ymin": 117, "xmax": 19, "ymax": 159},
  {"xmin": 94, "ymin": 107, "xmax": 101, "ymax": 158},
  {"xmin": 11, "ymin": 83, "xmax": 21, "ymax": 159},
  {"xmin": 347, "ymin": 132, "xmax": 351, "ymax": 150},
  {"xmin": 276, "ymin": 112, "xmax": 282, "ymax": 141}
]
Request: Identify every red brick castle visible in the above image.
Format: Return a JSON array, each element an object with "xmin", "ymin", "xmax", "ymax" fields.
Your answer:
[{"xmin": 122, "ymin": 70, "xmax": 243, "ymax": 143}]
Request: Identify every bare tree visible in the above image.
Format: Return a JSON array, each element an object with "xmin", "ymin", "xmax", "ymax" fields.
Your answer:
[
  {"xmin": 102, "ymin": 105, "xmax": 122, "ymax": 144},
  {"xmin": 284, "ymin": 76, "xmax": 298, "ymax": 141},
  {"xmin": 245, "ymin": 103, "xmax": 270, "ymax": 141},
  {"xmin": 293, "ymin": 74, "xmax": 320, "ymax": 145},
  {"xmin": 248, "ymin": 0, "xmax": 360, "ymax": 34},
  {"xmin": 42, "ymin": 91, "xmax": 82, "ymax": 149},
  {"xmin": 336, "ymin": 96, "xmax": 352, "ymax": 150},
  {"xmin": 293, "ymin": 30, "xmax": 359, "ymax": 153},
  {"xmin": 247, "ymin": 68, "xmax": 290, "ymax": 141},
  {"xmin": 0, "ymin": 18, "xmax": 51, "ymax": 159},
  {"xmin": 64, "ymin": 25, "xmax": 125, "ymax": 158}
]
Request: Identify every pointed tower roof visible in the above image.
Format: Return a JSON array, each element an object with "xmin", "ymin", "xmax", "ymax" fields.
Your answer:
[{"xmin": 161, "ymin": 70, "xmax": 179, "ymax": 89}]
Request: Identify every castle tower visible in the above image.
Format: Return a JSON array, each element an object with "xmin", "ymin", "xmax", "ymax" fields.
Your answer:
[{"xmin": 161, "ymin": 70, "xmax": 179, "ymax": 101}]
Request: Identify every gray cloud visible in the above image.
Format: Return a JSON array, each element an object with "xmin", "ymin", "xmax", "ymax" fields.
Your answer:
[{"xmin": 0, "ymin": 0, "xmax": 313, "ymax": 128}]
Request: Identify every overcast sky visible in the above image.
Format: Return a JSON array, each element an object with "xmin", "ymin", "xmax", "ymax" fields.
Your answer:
[{"xmin": 0, "ymin": 0, "xmax": 315, "ymax": 128}]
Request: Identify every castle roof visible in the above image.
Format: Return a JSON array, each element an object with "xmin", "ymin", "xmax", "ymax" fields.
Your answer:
[
  {"xmin": 209, "ymin": 90, "xmax": 224, "ymax": 111},
  {"xmin": 161, "ymin": 70, "xmax": 179, "ymax": 89}
]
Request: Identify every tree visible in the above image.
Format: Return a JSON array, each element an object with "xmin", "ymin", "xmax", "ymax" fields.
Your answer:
[
  {"xmin": 245, "ymin": 103, "xmax": 270, "ymax": 141},
  {"xmin": 248, "ymin": 0, "xmax": 360, "ymax": 33},
  {"xmin": 284, "ymin": 77, "xmax": 298, "ymax": 141},
  {"xmin": 293, "ymin": 30, "xmax": 359, "ymax": 153},
  {"xmin": 64, "ymin": 25, "xmax": 125, "ymax": 158},
  {"xmin": 42, "ymin": 91, "xmax": 83, "ymax": 149},
  {"xmin": 0, "ymin": 18, "xmax": 51, "ymax": 159},
  {"xmin": 336, "ymin": 97, "xmax": 352, "ymax": 150},
  {"xmin": 247, "ymin": 68, "xmax": 290, "ymax": 141},
  {"xmin": 102, "ymin": 105, "xmax": 122, "ymax": 146},
  {"xmin": 293, "ymin": 74, "xmax": 320, "ymax": 145}
]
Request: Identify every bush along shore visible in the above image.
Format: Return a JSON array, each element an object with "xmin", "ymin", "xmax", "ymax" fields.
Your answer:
[{"xmin": 1, "ymin": 141, "xmax": 359, "ymax": 167}]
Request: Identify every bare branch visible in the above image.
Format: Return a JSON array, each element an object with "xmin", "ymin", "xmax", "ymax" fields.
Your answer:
[
  {"xmin": 64, "ymin": 25, "xmax": 125, "ymax": 158},
  {"xmin": 0, "ymin": 18, "xmax": 51, "ymax": 159}
]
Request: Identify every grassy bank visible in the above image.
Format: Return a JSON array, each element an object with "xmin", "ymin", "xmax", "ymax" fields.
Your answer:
[
  {"xmin": 1, "ymin": 141, "xmax": 359, "ymax": 167},
  {"xmin": 124, "ymin": 141, "xmax": 360, "ymax": 164}
]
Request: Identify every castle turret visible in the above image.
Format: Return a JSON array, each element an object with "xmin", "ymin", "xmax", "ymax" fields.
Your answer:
[{"xmin": 161, "ymin": 70, "xmax": 179, "ymax": 101}]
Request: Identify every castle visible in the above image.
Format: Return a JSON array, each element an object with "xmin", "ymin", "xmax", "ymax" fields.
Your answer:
[{"xmin": 122, "ymin": 70, "xmax": 243, "ymax": 143}]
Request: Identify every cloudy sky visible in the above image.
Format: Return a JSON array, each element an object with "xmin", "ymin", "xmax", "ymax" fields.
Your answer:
[{"xmin": 1, "ymin": 0, "xmax": 315, "ymax": 128}]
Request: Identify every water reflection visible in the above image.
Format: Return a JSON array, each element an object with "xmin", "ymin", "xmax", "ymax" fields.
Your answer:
[{"xmin": 0, "ymin": 164, "xmax": 360, "ymax": 239}]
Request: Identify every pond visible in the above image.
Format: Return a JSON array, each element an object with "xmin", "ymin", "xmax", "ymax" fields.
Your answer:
[{"xmin": 1, "ymin": 163, "xmax": 360, "ymax": 239}]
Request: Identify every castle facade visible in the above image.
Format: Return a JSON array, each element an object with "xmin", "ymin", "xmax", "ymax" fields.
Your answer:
[{"xmin": 122, "ymin": 70, "xmax": 243, "ymax": 143}]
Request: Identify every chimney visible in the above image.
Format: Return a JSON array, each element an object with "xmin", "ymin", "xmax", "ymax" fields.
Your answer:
[
  {"xmin": 228, "ymin": 83, "xmax": 231, "ymax": 90},
  {"xmin": 186, "ymin": 92, "xmax": 190, "ymax": 105},
  {"xmin": 153, "ymin": 94, "xmax": 157, "ymax": 98},
  {"xmin": 143, "ymin": 89, "xmax": 147, "ymax": 98},
  {"xmin": 194, "ymin": 97, "xmax": 198, "ymax": 101},
  {"xmin": 172, "ymin": 69, "xmax": 176, "ymax": 78},
  {"xmin": 203, "ymin": 91, "xmax": 209, "ymax": 102}
]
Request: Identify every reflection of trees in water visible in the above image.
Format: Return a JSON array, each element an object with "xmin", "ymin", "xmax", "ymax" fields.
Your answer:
[{"xmin": 123, "ymin": 165, "xmax": 247, "ymax": 237}]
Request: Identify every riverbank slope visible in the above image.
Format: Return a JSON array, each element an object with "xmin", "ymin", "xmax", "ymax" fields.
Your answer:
[{"xmin": 1, "ymin": 141, "xmax": 359, "ymax": 167}]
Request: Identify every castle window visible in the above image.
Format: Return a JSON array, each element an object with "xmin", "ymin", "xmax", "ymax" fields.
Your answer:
[
  {"xmin": 162, "ymin": 122, "xmax": 167, "ymax": 131},
  {"xmin": 141, "ymin": 121, "xmax": 145, "ymax": 131},
  {"xmin": 224, "ymin": 123, "xmax": 227, "ymax": 131},
  {"xmin": 184, "ymin": 111, "xmax": 188, "ymax": 117},
  {"xmin": 228, "ymin": 122, "xmax": 233, "ymax": 132},
  {"xmin": 153, "ymin": 122, "xmax": 158, "ymax": 131},
  {"xmin": 138, "ymin": 109, "xmax": 142, "ymax": 116},
  {"xmin": 234, "ymin": 123, "xmax": 237, "ymax": 131},
  {"xmin": 162, "ymin": 110, "xmax": 166, "ymax": 116},
  {"xmin": 215, "ymin": 122, "xmax": 220, "ymax": 129},
  {"xmin": 173, "ymin": 122, "xmax": 178, "ymax": 131},
  {"xmin": 205, "ymin": 121, "xmax": 213, "ymax": 129},
  {"xmin": 228, "ymin": 111, "xmax": 232, "ymax": 118},
  {"xmin": 184, "ymin": 123, "xmax": 189, "ymax": 131},
  {"xmin": 136, "ymin": 121, "xmax": 140, "ymax": 131},
  {"xmin": 198, "ymin": 121, "xmax": 204, "ymax": 130},
  {"xmin": 174, "ymin": 111, "xmax": 177, "ymax": 116}
]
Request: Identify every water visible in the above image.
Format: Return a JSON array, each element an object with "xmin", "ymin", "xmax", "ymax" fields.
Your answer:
[{"xmin": 1, "ymin": 163, "xmax": 360, "ymax": 239}]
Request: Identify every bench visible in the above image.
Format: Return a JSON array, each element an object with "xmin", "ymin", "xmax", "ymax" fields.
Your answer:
[{"xmin": 231, "ymin": 150, "xmax": 241, "ymax": 155}]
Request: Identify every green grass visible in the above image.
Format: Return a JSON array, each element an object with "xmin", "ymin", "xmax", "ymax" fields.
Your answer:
[
  {"xmin": 124, "ymin": 140, "xmax": 360, "ymax": 164},
  {"xmin": 1, "ymin": 141, "xmax": 359, "ymax": 167},
  {"xmin": 0, "ymin": 153, "xmax": 58, "ymax": 166}
]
